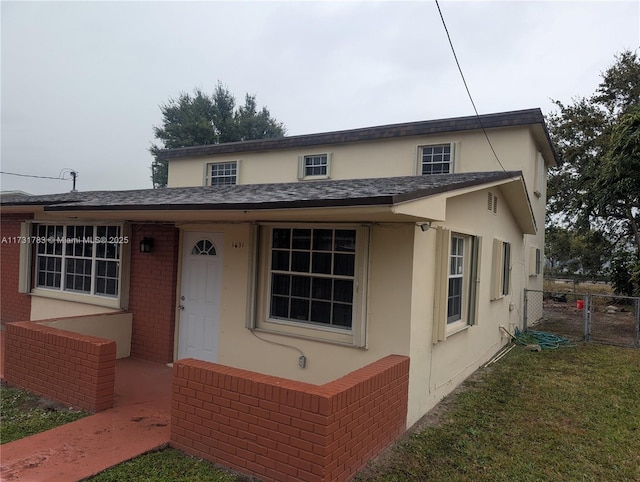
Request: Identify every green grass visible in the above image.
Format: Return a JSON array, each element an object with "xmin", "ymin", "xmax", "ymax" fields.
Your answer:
[
  {"xmin": 0, "ymin": 384, "xmax": 89, "ymax": 444},
  {"xmin": 85, "ymin": 448, "xmax": 239, "ymax": 482},
  {"xmin": 6, "ymin": 344, "xmax": 638, "ymax": 481},
  {"xmin": 356, "ymin": 343, "xmax": 640, "ymax": 481}
]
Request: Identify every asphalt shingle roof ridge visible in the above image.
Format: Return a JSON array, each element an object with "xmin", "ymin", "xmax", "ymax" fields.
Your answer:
[{"xmin": 1, "ymin": 171, "xmax": 521, "ymax": 212}]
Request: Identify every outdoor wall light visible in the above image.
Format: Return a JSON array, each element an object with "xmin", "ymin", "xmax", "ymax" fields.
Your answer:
[
  {"xmin": 418, "ymin": 222, "xmax": 432, "ymax": 232},
  {"xmin": 139, "ymin": 236, "xmax": 154, "ymax": 253}
]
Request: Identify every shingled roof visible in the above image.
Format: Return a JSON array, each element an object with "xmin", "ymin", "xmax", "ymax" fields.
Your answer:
[
  {"xmin": 157, "ymin": 108, "xmax": 556, "ymax": 161},
  {"xmin": 1, "ymin": 171, "xmax": 521, "ymax": 212}
]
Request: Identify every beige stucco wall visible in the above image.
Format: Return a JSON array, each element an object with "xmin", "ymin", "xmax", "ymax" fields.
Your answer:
[
  {"xmin": 168, "ymin": 126, "xmax": 548, "ymax": 188},
  {"xmin": 168, "ymin": 124, "xmax": 550, "ymax": 304},
  {"xmin": 38, "ymin": 312, "xmax": 132, "ymax": 358},
  {"xmin": 401, "ymin": 187, "xmax": 525, "ymax": 426},
  {"xmin": 31, "ymin": 296, "xmax": 121, "ymax": 320},
  {"xmin": 179, "ymin": 223, "xmax": 414, "ymax": 385},
  {"xmin": 173, "ymin": 180, "xmax": 529, "ymax": 428}
]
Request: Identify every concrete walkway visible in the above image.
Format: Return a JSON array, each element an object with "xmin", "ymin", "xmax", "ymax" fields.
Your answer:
[{"xmin": 1, "ymin": 354, "xmax": 173, "ymax": 481}]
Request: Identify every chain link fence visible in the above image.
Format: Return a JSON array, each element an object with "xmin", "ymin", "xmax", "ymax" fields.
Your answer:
[{"xmin": 524, "ymin": 288, "xmax": 640, "ymax": 348}]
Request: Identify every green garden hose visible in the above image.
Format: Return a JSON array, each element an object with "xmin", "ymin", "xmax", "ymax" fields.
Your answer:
[{"xmin": 514, "ymin": 327, "xmax": 576, "ymax": 349}]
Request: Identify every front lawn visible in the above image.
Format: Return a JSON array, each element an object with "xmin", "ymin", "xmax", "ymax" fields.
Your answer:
[
  {"xmin": 0, "ymin": 384, "xmax": 89, "ymax": 444},
  {"xmin": 86, "ymin": 448, "xmax": 243, "ymax": 482},
  {"xmin": 7, "ymin": 343, "xmax": 638, "ymax": 481},
  {"xmin": 356, "ymin": 343, "xmax": 640, "ymax": 481}
]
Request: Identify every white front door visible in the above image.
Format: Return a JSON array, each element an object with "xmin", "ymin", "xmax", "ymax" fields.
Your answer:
[{"xmin": 178, "ymin": 232, "xmax": 223, "ymax": 362}]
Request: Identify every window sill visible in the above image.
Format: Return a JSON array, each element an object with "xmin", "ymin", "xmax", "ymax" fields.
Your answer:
[
  {"xmin": 251, "ymin": 326, "xmax": 363, "ymax": 348},
  {"xmin": 446, "ymin": 322, "xmax": 471, "ymax": 338},
  {"xmin": 299, "ymin": 175, "xmax": 330, "ymax": 181},
  {"xmin": 31, "ymin": 288, "xmax": 122, "ymax": 310},
  {"xmin": 254, "ymin": 316, "xmax": 361, "ymax": 347}
]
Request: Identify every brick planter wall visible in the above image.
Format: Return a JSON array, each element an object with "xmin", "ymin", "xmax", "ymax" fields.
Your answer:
[
  {"xmin": 0, "ymin": 213, "xmax": 33, "ymax": 323},
  {"xmin": 171, "ymin": 355, "xmax": 410, "ymax": 482},
  {"xmin": 3, "ymin": 322, "xmax": 116, "ymax": 412},
  {"xmin": 128, "ymin": 225, "xmax": 179, "ymax": 363}
]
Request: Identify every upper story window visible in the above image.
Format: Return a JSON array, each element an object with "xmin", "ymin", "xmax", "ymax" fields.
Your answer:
[
  {"xmin": 421, "ymin": 144, "xmax": 452, "ymax": 175},
  {"xmin": 298, "ymin": 153, "xmax": 331, "ymax": 180},
  {"xmin": 205, "ymin": 161, "xmax": 237, "ymax": 186},
  {"xmin": 35, "ymin": 224, "xmax": 124, "ymax": 298}
]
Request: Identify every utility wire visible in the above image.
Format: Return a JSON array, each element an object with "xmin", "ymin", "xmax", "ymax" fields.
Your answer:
[
  {"xmin": 0, "ymin": 168, "xmax": 77, "ymax": 181},
  {"xmin": 434, "ymin": 0, "xmax": 507, "ymax": 173},
  {"xmin": 0, "ymin": 171, "xmax": 66, "ymax": 180}
]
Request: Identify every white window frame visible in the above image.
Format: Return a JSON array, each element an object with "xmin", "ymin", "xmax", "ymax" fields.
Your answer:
[
  {"xmin": 297, "ymin": 153, "xmax": 332, "ymax": 180},
  {"xmin": 205, "ymin": 160, "xmax": 238, "ymax": 186},
  {"xmin": 417, "ymin": 142, "xmax": 459, "ymax": 176},
  {"xmin": 491, "ymin": 238, "xmax": 511, "ymax": 300},
  {"xmin": 22, "ymin": 221, "xmax": 130, "ymax": 310},
  {"xmin": 251, "ymin": 223, "xmax": 369, "ymax": 347},
  {"xmin": 433, "ymin": 228, "xmax": 480, "ymax": 342}
]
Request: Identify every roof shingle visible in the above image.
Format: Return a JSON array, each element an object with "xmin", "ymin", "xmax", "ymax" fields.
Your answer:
[{"xmin": 1, "ymin": 172, "xmax": 521, "ymax": 212}]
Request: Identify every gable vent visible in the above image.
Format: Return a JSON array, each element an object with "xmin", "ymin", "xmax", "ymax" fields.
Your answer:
[{"xmin": 488, "ymin": 192, "xmax": 498, "ymax": 214}]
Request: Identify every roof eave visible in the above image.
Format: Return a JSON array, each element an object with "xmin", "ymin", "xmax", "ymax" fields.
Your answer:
[{"xmin": 158, "ymin": 108, "xmax": 548, "ymax": 160}]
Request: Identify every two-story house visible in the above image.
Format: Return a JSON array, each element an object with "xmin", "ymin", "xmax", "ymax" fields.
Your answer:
[{"xmin": 1, "ymin": 108, "xmax": 556, "ymax": 433}]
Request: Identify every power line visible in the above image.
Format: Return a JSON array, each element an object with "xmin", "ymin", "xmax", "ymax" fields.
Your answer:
[
  {"xmin": 0, "ymin": 171, "xmax": 66, "ymax": 180},
  {"xmin": 434, "ymin": 0, "xmax": 507, "ymax": 173},
  {"xmin": 0, "ymin": 168, "xmax": 78, "ymax": 181}
]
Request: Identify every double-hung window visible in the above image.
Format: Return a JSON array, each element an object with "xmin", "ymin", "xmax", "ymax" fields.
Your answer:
[
  {"xmin": 298, "ymin": 153, "xmax": 331, "ymax": 180},
  {"xmin": 433, "ymin": 228, "xmax": 480, "ymax": 342},
  {"xmin": 447, "ymin": 235, "xmax": 465, "ymax": 323},
  {"xmin": 419, "ymin": 143, "xmax": 456, "ymax": 175},
  {"xmin": 34, "ymin": 224, "xmax": 124, "ymax": 300},
  {"xmin": 205, "ymin": 161, "xmax": 237, "ymax": 186},
  {"xmin": 254, "ymin": 224, "xmax": 369, "ymax": 347}
]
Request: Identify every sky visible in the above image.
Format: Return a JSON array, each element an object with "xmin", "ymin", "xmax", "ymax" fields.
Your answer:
[{"xmin": 1, "ymin": 0, "xmax": 639, "ymax": 195}]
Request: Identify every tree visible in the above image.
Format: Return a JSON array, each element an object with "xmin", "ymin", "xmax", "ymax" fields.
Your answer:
[
  {"xmin": 546, "ymin": 50, "xmax": 640, "ymax": 289},
  {"xmin": 150, "ymin": 83, "xmax": 286, "ymax": 188},
  {"xmin": 545, "ymin": 226, "xmax": 611, "ymax": 280}
]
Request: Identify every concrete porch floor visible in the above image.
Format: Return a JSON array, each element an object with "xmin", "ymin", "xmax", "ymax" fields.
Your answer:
[{"xmin": 1, "ymin": 338, "xmax": 174, "ymax": 481}]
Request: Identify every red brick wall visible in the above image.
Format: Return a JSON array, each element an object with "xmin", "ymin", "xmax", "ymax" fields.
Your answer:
[
  {"xmin": 128, "ymin": 225, "xmax": 179, "ymax": 363},
  {"xmin": 4, "ymin": 321, "xmax": 116, "ymax": 412},
  {"xmin": 0, "ymin": 213, "xmax": 33, "ymax": 323},
  {"xmin": 171, "ymin": 355, "xmax": 410, "ymax": 482}
]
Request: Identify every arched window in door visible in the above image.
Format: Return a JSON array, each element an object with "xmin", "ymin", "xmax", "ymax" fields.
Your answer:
[{"xmin": 191, "ymin": 239, "xmax": 217, "ymax": 256}]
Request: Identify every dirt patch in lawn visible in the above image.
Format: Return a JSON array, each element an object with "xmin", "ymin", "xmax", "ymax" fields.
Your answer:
[
  {"xmin": 0, "ymin": 383, "xmax": 89, "ymax": 444},
  {"xmin": 533, "ymin": 298, "xmax": 638, "ymax": 348}
]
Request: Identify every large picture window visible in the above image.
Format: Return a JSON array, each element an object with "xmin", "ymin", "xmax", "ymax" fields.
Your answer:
[
  {"xmin": 254, "ymin": 224, "xmax": 369, "ymax": 347},
  {"xmin": 269, "ymin": 227, "xmax": 355, "ymax": 329},
  {"xmin": 35, "ymin": 224, "xmax": 123, "ymax": 298}
]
